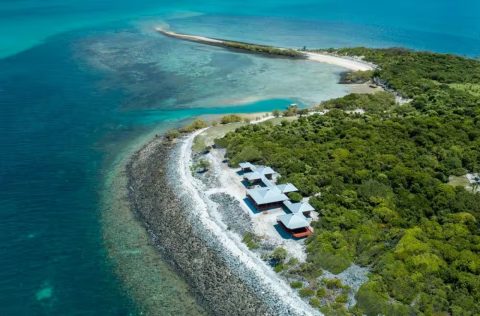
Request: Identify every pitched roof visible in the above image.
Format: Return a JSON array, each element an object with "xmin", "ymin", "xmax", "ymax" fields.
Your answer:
[
  {"xmin": 244, "ymin": 171, "xmax": 263, "ymax": 181},
  {"xmin": 255, "ymin": 166, "xmax": 275, "ymax": 175},
  {"xmin": 278, "ymin": 213, "xmax": 310, "ymax": 230},
  {"xmin": 247, "ymin": 187, "xmax": 289, "ymax": 205},
  {"xmin": 276, "ymin": 183, "xmax": 298, "ymax": 194},
  {"xmin": 239, "ymin": 162, "xmax": 255, "ymax": 170},
  {"xmin": 283, "ymin": 201, "xmax": 315, "ymax": 214}
]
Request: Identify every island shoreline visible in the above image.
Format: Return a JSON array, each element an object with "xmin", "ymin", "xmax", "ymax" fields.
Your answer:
[
  {"xmin": 156, "ymin": 27, "xmax": 375, "ymax": 71},
  {"xmin": 124, "ymin": 126, "xmax": 321, "ymax": 315}
]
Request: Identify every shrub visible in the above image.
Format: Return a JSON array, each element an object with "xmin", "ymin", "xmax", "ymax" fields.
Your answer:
[
  {"xmin": 283, "ymin": 104, "xmax": 299, "ymax": 117},
  {"xmin": 316, "ymin": 288, "xmax": 326, "ymax": 298},
  {"xmin": 242, "ymin": 232, "xmax": 259, "ymax": 250},
  {"xmin": 231, "ymin": 145, "xmax": 263, "ymax": 166},
  {"xmin": 355, "ymin": 280, "xmax": 412, "ymax": 316},
  {"xmin": 287, "ymin": 257, "xmax": 299, "ymax": 266},
  {"xmin": 274, "ymin": 264, "xmax": 285, "ymax": 273},
  {"xmin": 180, "ymin": 119, "xmax": 208, "ymax": 133},
  {"xmin": 270, "ymin": 247, "xmax": 287, "ymax": 265},
  {"xmin": 309, "ymin": 297, "xmax": 321, "ymax": 308},
  {"xmin": 290, "ymin": 281, "xmax": 303, "ymax": 289},
  {"xmin": 165, "ymin": 129, "xmax": 180, "ymax": 141},
  {"xmin": 299, "ymin": 288, "xmax": 315, "ymax": 297},
  {"xmin": 221, "ymin": 114, "xmax": 243, "ymax": 124},
  {"xmin": 340, "ymin": 70, "xmax": 373, "ymax": 84},
  {"xmin": 288, "ymin": 192, "xmax": 303, "ymax": 203},
  {"xmin": 335, "ymin": 293, "xmax": 348, "ymax": 304},
  {"xmin": 325, "ymin": 278, "xmax": 343, "ymax": 289}
]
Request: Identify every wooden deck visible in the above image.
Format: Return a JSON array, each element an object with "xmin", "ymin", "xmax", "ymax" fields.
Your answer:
[{"xmin": 292, "ymin": 227, "xmax": 313, "ymax": 238}]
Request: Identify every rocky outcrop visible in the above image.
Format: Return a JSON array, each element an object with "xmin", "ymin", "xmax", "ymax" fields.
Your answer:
[{"xmin": 126, "ymin": 137, "xmax": 272, "ymax": 315}]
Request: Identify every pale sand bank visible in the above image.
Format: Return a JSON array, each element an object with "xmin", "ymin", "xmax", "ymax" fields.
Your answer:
[
  {"xmin": 156, "ymin": 27, "xmax": 375, "ymax": 71},
  {"xmin": 304, "ymin": 52, "xmax": 374, "ymax": 71}
]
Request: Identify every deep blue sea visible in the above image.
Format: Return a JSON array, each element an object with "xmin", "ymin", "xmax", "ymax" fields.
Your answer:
[{"xmin": 1, "ymin": 1, "xmax": 479, "ymax": 314}]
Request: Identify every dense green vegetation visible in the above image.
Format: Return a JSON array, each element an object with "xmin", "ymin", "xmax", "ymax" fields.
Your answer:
[
  {"xmin": 223, "ymin": 40, "xmax": 304, "ymax": 58},
  {"xmin": 216, "ymin": 49, "xmax": 480, "ymax": 315},
  {"xmin": 220, "ymin": 114, "xmax": 243, "ymax": 124},
  {"xmin": 339, "ymin": 70, "xmax": 374, "ymax": 84},
  {"xmin": 320, "ymin": 91, "xmax": 396, "ymax": 114}
]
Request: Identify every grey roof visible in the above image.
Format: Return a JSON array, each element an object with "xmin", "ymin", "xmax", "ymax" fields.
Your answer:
[
  {"xmin": 247, "ymin": 187, "xmax": 289, "ymax": 205},
  {"xmin": 276, "ymin": 183, "xmax": 298, "ymax": 194},
  {"xmin": 255, "ymin": 166, "xmax": 275, "ymax": 175},
  {"xmin": 242, "ymin": 164, "xmax": 276, "ymax": 183},
  {"xmin": 244, "ymin": 171, "xmax": 263, "ymax": 181},
  {"xmin": 239, "ymin": 162, "xmax": 255, "ymax": 170},
  {"xmin": 283, "ymin": 201, "xmax": 315, "ymax": 214},
  {"xmin": 278, "ymin": 213, "xmax": 310, "ymax": 230}
]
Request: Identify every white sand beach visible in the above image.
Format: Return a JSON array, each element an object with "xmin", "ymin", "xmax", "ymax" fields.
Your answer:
[
  {"xmin": 304, "ymin": 52, "xmax": 374, "ymax": 71},
  {"xmin": 177, "ymin": 128, "xmax": 320, "ymax": 315}
]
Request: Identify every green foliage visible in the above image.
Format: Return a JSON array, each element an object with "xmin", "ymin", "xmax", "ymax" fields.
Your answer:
[
  {"xmin": 165, "ymin": 129, "xmax": 180, "ymax": 141},
  {"xmin": 220, "ymin": 114, "xmax": 243, "ymax": 124},
  {"xmin": 286, "ymin": 257, "xmax": 299, "ymax": 266},
  {"xmin": 219, "ymin": 49, "xmax": 480, "ymax": 315},
  {"xmin": 299, "ymin": 287, "xmax": 316, "ymax": 298},
  {"xmin": 325, "ymin": 278, "xmax": 343, "ymax": 290},
  {"xmin": 307, "ymin": 231, "xmax": 354, "ymax": 274},
  {"xmin": 229, "ymin": 145, "xmax": 263, "ymax": 166},
  {"xmin": 320, "ymin": 91, "xmax": 395, "ymax": 114},
  {"xmin": 309, "ymin": 297, "xmax": 322, "ymax": 308},
  {"xmin": 242, "ymin": 232, "xmax": 259, "ymax": 250},
  {"xmin": 274, "ymin": 264, "xmax": 285, "ymax": 273},
  {"xmin": 270, "ymin": 247, "xmax": 288, "ymax": 265},
  {"xmin": 191, "ymin": 159, "xmax": 210, "ymax": 173},
  {"xmin": 335, "ymin": 293, "xmax": 348, "ymax": 304},
  {"xmin": 223, "ymin": 40, "xmax": 304, "ymax": 58},
  {"xmin": 290, "ymin": 281, "xmax": 303, "ymax": 289},
  {"xmin": 283, "ymin": 104, "xmax": 299, "ymax": 117},
  {"xmin": 288, "ymin": 191, "xmax": 303, "ymax": 203},
  {"xmin": 355, "ymin": 279, "xmax": 413, "ymax": 316},
  {"xmin": 292, "ymin": 262, "xmax": 323, "ymax": 279},
  {"xmin": 340, "ymin": 70, "xmax": 374, "ymax": 84},
  {"xmin": 272, "ymin": 109, "xmax": 281, "ymax": 117},
  {"xmin": 316, "ymin": 288, "xmax": 327, "ymax": 298},
  {"xmin": 179, "ymin": 118, "xmax": 208, "ymax": 133},
  {"xmin": 331, "ymin": 47, "xmax": 480, "ymax": 115},
  {"xmin": 450, "ymin": 83, "xmax": 480, "ymax": 97}
]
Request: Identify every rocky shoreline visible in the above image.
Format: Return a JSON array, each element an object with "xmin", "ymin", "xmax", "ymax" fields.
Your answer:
[{"xmin": 125, "ymin": 134, "xmax": 318, "ymax": 315}]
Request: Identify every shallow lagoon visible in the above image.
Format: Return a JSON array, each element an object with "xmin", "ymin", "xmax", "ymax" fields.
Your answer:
[{"xmin": 2, "ymin": 1, "xmax": 480, "ymax": 314}]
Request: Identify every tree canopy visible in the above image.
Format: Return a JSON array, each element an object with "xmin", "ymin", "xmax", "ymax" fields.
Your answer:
[{"xmin": 216, "ymin": 49, "xmax": 480, "ymax": 315}]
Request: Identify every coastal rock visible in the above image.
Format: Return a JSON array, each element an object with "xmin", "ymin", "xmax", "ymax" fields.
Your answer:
[{"xmin": 126, "ymin": 137, "xmax": 314, "ymax": 315}]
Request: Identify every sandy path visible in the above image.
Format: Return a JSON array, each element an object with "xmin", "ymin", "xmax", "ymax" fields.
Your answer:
[
  {"xmin": 177, "ymin": 129, "xmax": 320, "ymax": 315},
  {"xmin": 304, "ymin": 52, "xmax": 374, "ymax": 71}
]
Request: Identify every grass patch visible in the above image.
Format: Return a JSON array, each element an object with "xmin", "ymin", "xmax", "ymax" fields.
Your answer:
[
  {"xmin": 448, "ymin": 175, "xmax": 470, "ymax": 188},
  {"xmin": 299, "ymin": 288, "xmax": 315, "ymax": 298},
  {"xmin": 450, "ymin": 83, "xmax": 480, "ymax": 97},
  {"xmin": 242, "ymin": 232, "xmax": 260, "ymax": 250}
]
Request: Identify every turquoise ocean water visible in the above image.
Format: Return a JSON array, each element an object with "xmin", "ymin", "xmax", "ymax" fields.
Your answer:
[{"xmin": 1, "ymin": 1, "xmax": 480, "ymax": 314}]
